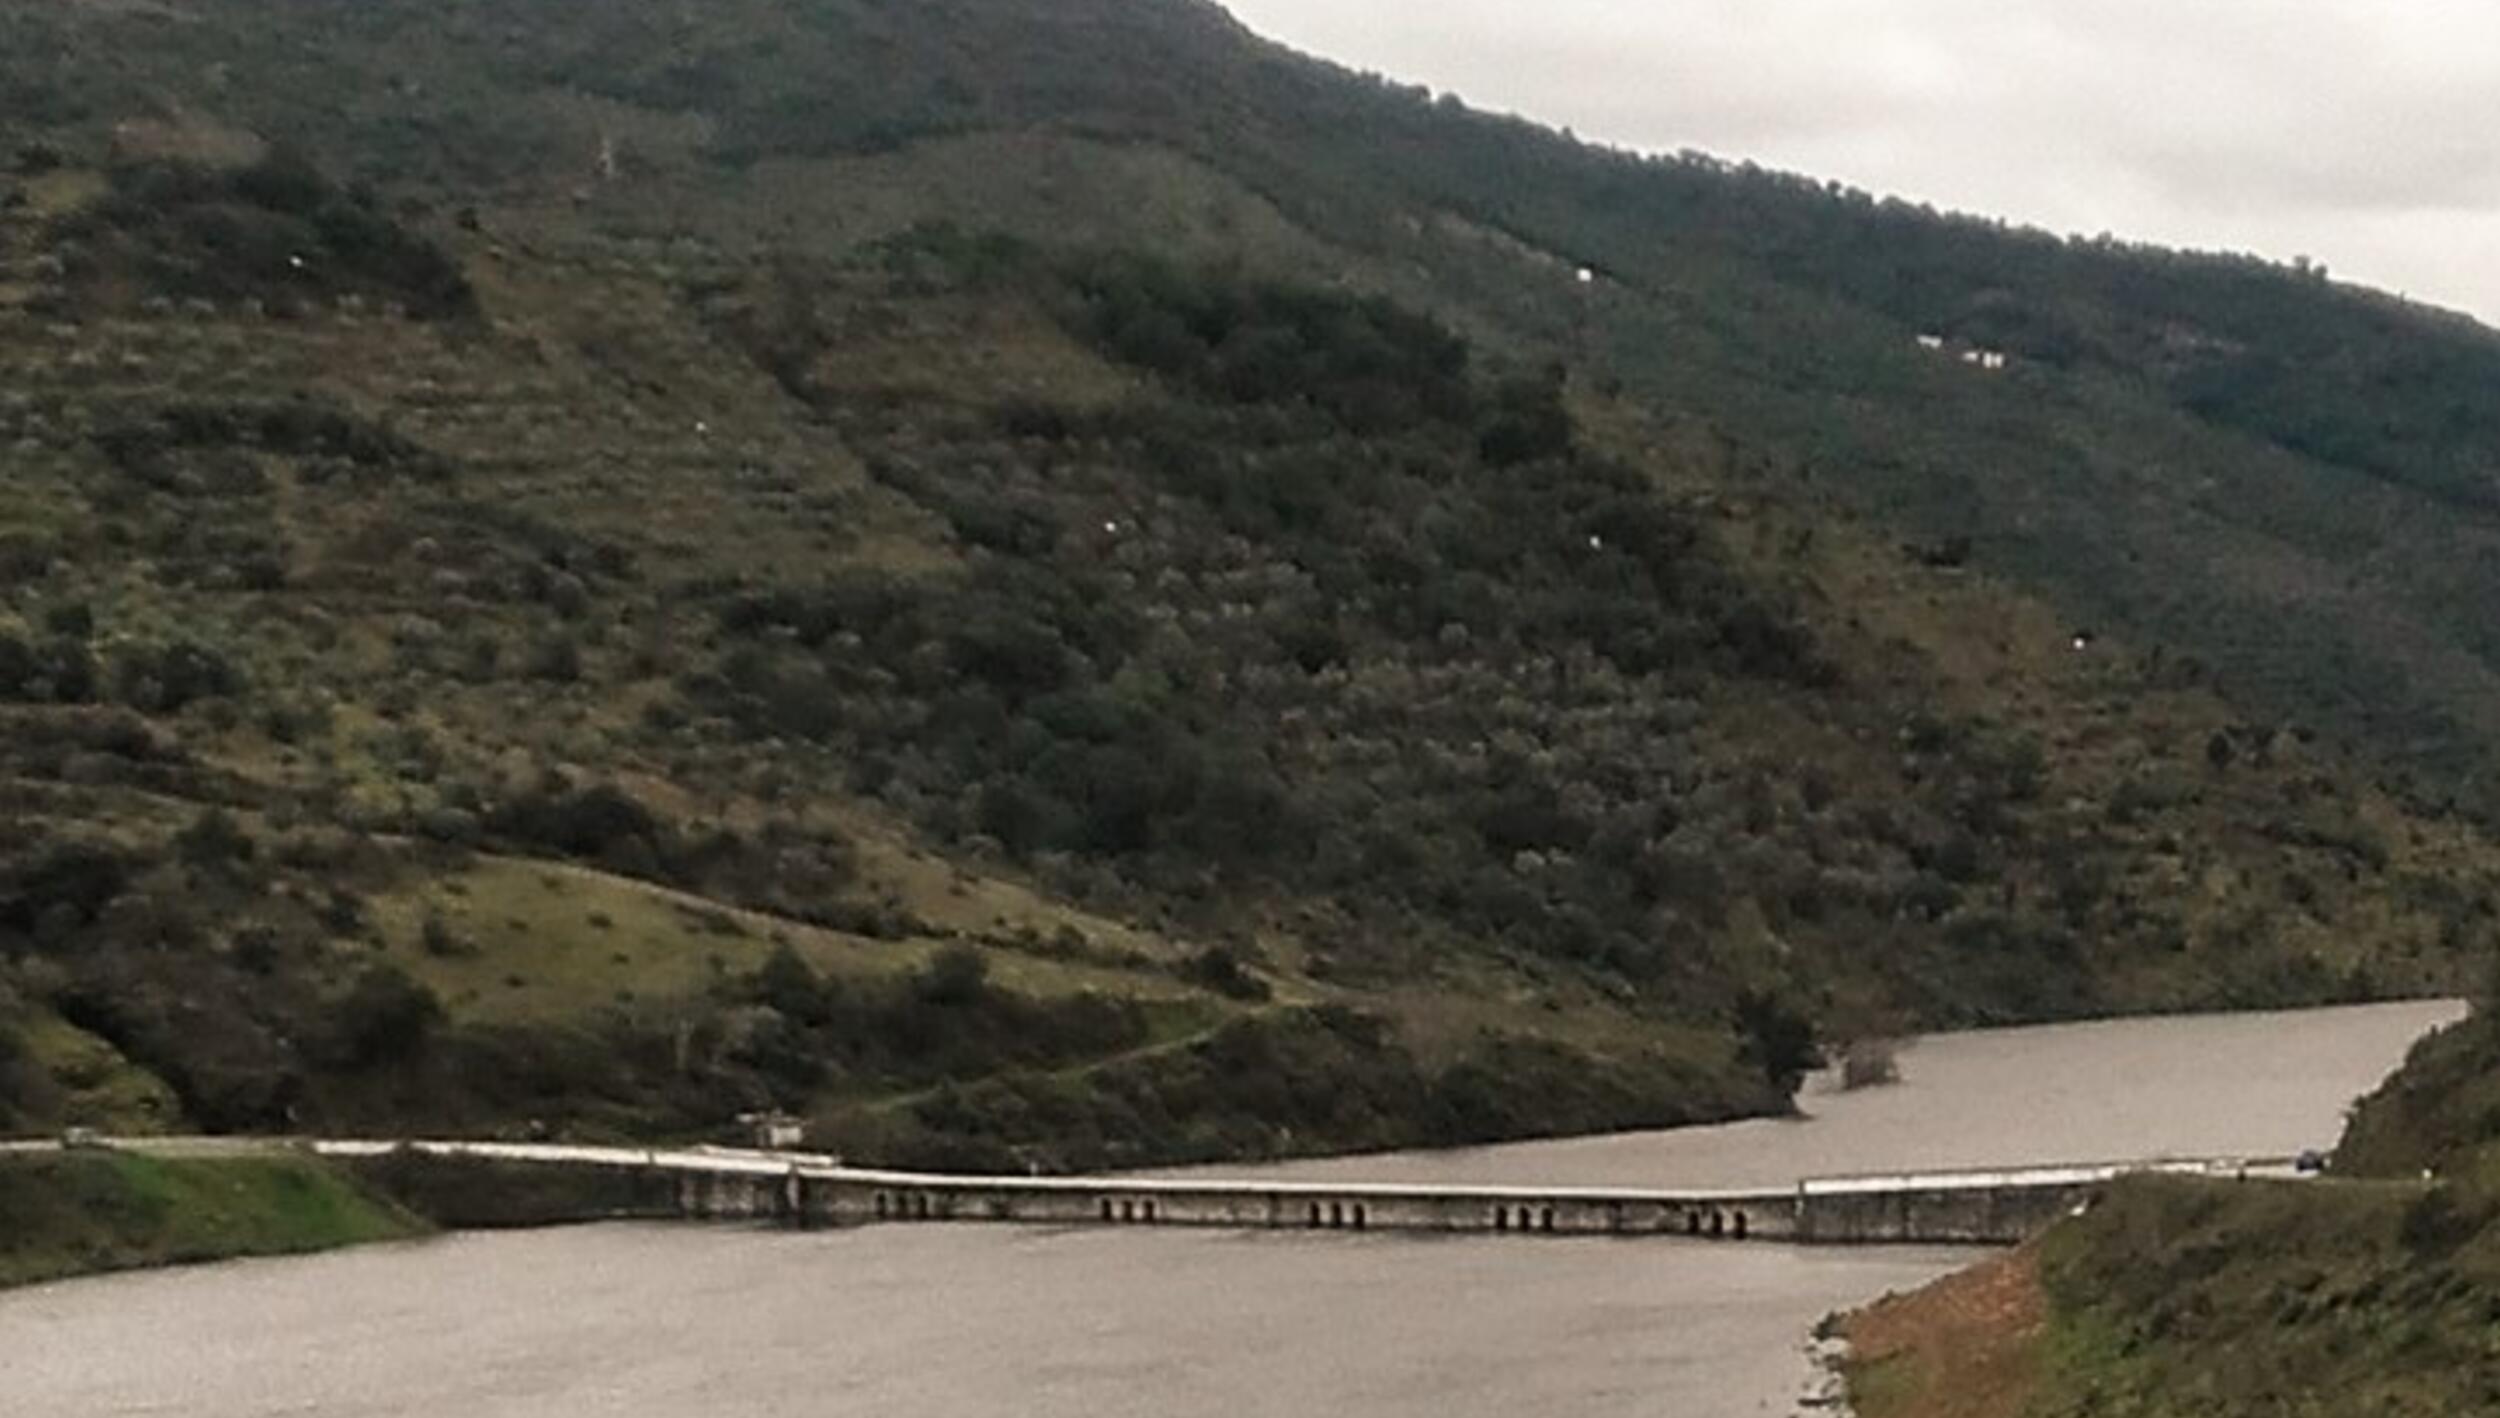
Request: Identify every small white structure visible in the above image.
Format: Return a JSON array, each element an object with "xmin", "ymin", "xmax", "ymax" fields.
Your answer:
[
  {"xmin": 739, "ymin": 1112, "xmax": 807, "ymax": 1150},
  {"xmin": 1926, "ymin": 336, "xmax": 2008, "ymax": 371}
]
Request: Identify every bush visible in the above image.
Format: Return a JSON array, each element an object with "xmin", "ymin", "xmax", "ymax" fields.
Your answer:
[
  {"xmin": 1180, "ymin": 946, "xmax": 1272, "ymax": 1002},
  {"xmin": 113, "ymin": 640, "xmax": 244, "ymax": 714},
  {"xmin": 173, "ymin": 809, "xmax": 256, "ymax": 872},
  {"xmin": 913, "ymin": 946, "xmax": 991, "ymax": 1007},
  {"xmin": 486, "ymin": 782, "xmax": 664, "ymax": 868},
  {"xmin": 333, "ymin": 966, "xmax": 443, "ymax": 1070}
]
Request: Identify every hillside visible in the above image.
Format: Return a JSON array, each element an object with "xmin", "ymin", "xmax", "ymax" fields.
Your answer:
[
  {"xmin": 1847, "ymin": 1168, "xmax": 2500, "ymax": 1418},
  {"xmin": 2, "ymin": 0, "xmax": 2498, "ymax": 1165},
  {"xmin": 14, "ymin": 0, "xmax": 2500, "ymax": 808}
]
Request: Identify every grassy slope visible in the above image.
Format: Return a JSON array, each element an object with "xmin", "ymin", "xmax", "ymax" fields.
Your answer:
[
  {"xmin": 1848, "ymin": 1013, "xmax": 2500, "ymax": 1418},
  {"xmin": 0, "ymin": 1150, "xmax": 427, "ymax": 1289},
  {"xmin": 1847, "ymin": 1176, "xmax": 2500, "ymax": 1417},
  {"xmin": 13, "ymin": 0, "xmax": 2500, "ymax": 811},
  {"xmin": 2021, "ymin": 1172, "xmax": 2500, "ymax": 1416},
  {"xmin": 2337, "ymin": 1006, "xmax": 2500, "ymax": 1180}
]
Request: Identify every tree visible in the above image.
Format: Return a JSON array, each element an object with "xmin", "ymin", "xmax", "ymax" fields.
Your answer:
[
  {"xmin": 1733, "ymin": 989, "xmax": 1820, "ymax": 1094},
  {"xmin": 756, "ymin": 943, "xmax": 834, "ymax": 1027},
  {"xmin": 914, "ymin": 946, "xmax": 991, "ymax": 1007},
  {"xmin": 334, "ymin": 966, "xmax": 444, "ymax": 1069}
]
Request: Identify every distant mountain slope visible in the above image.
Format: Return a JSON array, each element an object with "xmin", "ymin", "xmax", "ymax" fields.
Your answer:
[
  {"xmin": 15, "ymin": 0, "xmax": 2499, "ymax": 809},
  {"xmin": 1, "ymin": 0, "xmax": 2497, "ymax": 1161}
]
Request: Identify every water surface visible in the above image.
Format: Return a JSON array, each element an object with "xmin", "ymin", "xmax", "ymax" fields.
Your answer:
[
  {"xmin": 1210, "ymin": 998, "xmax": 2468, "ymax": 1190},
  {"xmin": 0, "ymin": 999, "xmax": 2463, "ymax": 1418}
]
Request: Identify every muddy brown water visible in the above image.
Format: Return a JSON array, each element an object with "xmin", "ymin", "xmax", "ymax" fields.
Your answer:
[{"xmin": 0, "ymin": 999, "xmax": 2461, "ymax": 1417}]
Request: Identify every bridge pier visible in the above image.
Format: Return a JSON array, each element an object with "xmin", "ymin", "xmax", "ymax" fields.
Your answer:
[{"xmin": 786, "ymin": 1176, "xmax": 1796, "ymax": 1239}]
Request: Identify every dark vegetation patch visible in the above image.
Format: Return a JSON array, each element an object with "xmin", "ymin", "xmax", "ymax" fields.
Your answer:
[
  {"xmin": 697, "ymin": 245, "xmax": 1871, "ymax": 1015},
  {"xmin": 828, "ymin": 1004, "xmax": 1775, "ymax": 1174},
  {"xmin": 96, "ymin": 398, "xmax": 454, "ymax": 489},
  {"xmin": 2338, "ymin": 1007, "xmax": 2500, "ymax": 1180},
  {"xmin": 57, "ymin": 150, "xmax": 475, "ymax": 319}
]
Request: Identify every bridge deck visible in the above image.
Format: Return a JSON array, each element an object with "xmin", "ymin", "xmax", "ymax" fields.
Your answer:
[{"xmin": 290, "ymin": 1139, "xmax": 2300, "ymax": 1246}]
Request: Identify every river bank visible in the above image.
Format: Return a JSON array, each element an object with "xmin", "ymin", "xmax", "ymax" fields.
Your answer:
[
  {"xmin": 0, "ymin": 1149, "xmax": 427, "ymax": 1289},
  {"xmin": 1842, "ymin": 1165, "xmax": 2500, "ymax": 1417}
]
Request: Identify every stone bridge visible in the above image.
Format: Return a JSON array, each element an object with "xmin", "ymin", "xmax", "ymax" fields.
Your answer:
[{"xmin": 310, "ymin": 1140, "xmax": 2300, "ymax": 1246}]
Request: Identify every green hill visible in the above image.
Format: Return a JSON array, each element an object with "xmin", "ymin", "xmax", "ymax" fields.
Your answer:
[
  {"xmin": 1845, "ymin": 1004, "xmax": 2500, "ymax": 1418},
  {"xmin": 2, "ymin": 0, "xmax": 2498, "ymax": 1167}
]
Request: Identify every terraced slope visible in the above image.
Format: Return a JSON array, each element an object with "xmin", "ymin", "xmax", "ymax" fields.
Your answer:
[{"xmin": 1, "ymin": 0, "xmax": 2497, "ymax": 1167}]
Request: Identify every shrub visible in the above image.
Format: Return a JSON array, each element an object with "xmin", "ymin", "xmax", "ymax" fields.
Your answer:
[
  {"xmin": 1180, "ymin": 946, "xmax": 1272, "ymax": 1001},
  {"xmin": 913, "ymin": 946, "xmax": 991, "ymax": 1007},
  {"xmin": 333, "ymin": 965, "xmax": 444, "ymax": 1069}
]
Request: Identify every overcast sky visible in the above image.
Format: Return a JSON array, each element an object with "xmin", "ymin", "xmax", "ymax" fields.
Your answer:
[{"xmin": 1219, "ymin": 0, "xmax": 2500, "ymax": 326}]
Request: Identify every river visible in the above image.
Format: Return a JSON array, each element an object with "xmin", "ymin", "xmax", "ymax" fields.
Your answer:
[{"xmin": 0, "ymin": 998, "xmax": 2463, "ymax": 1417}]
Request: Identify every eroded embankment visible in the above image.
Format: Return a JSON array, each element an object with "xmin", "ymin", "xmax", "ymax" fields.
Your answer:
[
  {"xmin": 1842, "ymin": 1245, "xmax": 2047, "ymax": 1418},
  {"xmin": 0, "ymin": 1150, "xmax": 427, "ymax": 1288},
  {"xmin": 1844, "ymin": 1170, "xmax": 2500, "ymax": 1418}
]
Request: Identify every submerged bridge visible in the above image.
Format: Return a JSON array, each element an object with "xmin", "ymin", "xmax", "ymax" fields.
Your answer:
[{"xmin": 307, "ymin": 1140, "xmax": 2301, "ymax": 1246}]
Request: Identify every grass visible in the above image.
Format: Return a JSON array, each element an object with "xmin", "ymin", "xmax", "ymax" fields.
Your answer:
[
  {"xmin": 1846, "ymin": 1166, "xmax": 2500, "ymax": 1418},
  {"xmin": 0, "ymin": 1151, "xmax": 428, "ymax": 1290},
  {"xmin": 17, "ymin": 1015, "xmax": 181, "ymax": 1133},
  {"xmin": 367, "ymin": 852, "xmax": 1216, "ymax": 1027}
]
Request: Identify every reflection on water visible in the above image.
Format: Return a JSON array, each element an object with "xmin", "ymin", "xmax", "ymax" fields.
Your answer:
[{"xmin": 0, "ymin": 999, "xmax": 2462, "ymax": 1418}]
